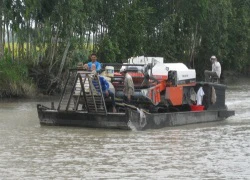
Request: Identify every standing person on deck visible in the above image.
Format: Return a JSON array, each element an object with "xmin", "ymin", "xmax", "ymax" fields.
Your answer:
[
  {"xmin": 204, "ymin": 55, "xmax": 221, "ymax": 82},
  {"xmin": 87, "ymin": 53, "xmax": 102, "ymax": 73},
  {"xmin": 120, "ymin": 68, "xmax": 134, "ymax": 103}
]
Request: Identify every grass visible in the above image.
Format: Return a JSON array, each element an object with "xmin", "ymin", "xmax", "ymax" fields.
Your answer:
[{"xmin": 0, "ymin": 53, "xmax": 36, "ymax": 97}]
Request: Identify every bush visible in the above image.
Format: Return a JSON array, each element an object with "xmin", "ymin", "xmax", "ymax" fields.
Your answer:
[{"xmin": 0, "ymin": 54, "xmax": 36, "ymax": 97}]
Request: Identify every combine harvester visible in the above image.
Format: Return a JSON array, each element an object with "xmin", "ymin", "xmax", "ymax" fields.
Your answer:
[{"xmin": 37, "ymin": 56, "xmax": 235, "ymax": 130}]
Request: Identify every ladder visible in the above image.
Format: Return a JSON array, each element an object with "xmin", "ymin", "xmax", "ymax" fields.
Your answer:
[{"xmin": 58, "ymin": 70, "xmax": 107, "ymax": 115}]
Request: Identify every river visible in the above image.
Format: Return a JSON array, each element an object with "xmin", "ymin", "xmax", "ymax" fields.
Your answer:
[{"xmin": 0, "ymin": 79, "xmax": 250, "ymax": 179}]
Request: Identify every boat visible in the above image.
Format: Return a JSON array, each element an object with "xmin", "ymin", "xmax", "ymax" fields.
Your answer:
[{"xmin": 37, "ymin": 56, "xmax": 235, "ymax": 130}]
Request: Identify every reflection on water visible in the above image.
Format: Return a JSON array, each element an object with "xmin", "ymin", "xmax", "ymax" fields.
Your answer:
[{"xmin": 0, "ymin": 79, "xmax": 250, "ymax": 179}]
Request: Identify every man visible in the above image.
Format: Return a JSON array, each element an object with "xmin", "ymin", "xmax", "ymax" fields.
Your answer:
[
  {"xmin": 120, "ymin": 67, "xmax": 134, "ymax": 103},
  {"xmin": 204, "ymin": 55, "xmax": 221, "ymax": 82},
  {"xmin": 87, "ymin": 53, "xmax": 101, "ymax": 72},
  {"xmin": 91, "ymin": 64, "xmax": 116, "ymax": 113}
]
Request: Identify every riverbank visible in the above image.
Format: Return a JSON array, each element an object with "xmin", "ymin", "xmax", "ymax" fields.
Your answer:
[
  {"xmin": 0, "ymin": 80, "xmax": 36, "ymax": 99},
  {"xmin": 0, "ymin": 58, "xmax": 37, "ymax": 98}
]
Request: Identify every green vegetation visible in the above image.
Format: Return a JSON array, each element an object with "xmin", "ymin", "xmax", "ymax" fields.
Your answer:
[
  {"xmin": 0, "ymin": 0, "xmax": 250, "ymax": 97},
  {"xmin": 0, "ymin": 53, "xmax": 35, "ymax": 97}
]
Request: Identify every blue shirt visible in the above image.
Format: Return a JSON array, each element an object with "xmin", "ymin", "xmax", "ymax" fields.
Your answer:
[
  {"xmin": 92, "ymin": 76, "xmax": 109, "ymax": 93},
  {"xmin": 88, "ymin": 61, "xmax": 101, "ymax": 72}
]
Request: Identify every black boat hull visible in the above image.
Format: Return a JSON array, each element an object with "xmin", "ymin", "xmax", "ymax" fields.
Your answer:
[
  {"xmin": 37, "ymin": 104, "xmax": 235, "ymax": 130},
  {"xmin": 129, "ymin": 108, "xmax": 235, "ymax": 130},
  {"xmin": 37, "ymin": 105, "xmax": 130, "ymax": 130}
]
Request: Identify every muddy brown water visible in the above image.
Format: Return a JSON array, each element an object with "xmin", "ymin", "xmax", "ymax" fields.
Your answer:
[{"xmin": 0, "ymin": 79, "xmax": 250, "ymax": 179}]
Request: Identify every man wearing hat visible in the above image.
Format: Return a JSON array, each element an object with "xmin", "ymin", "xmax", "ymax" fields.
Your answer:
[
  {"xmin": 120, "ymin": 67, "xmax": 134, "ymax": 103},
  {"xmin": 204, "ymin": 55, "xmax": 221, "ymax": 82}
]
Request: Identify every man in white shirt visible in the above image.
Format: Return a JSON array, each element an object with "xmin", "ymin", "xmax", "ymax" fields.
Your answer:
[
  {"xmin": 120, "ymin": 68, "xmax": 134, "ymax": 103},
  {"xmin": 204, "ymin": 55, "xmax": 221, "ymax": 82}
]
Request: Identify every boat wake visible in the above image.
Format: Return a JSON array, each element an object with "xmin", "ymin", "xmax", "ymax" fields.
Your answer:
[{"xmin": 127, "ymin": 120, "xmax": 137, "ymax": 131}]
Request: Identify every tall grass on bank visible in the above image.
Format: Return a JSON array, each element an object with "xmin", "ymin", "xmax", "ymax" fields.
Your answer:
[{"xmin": 0, "ymin": 54, "xmax": 36, "ymax": 98}]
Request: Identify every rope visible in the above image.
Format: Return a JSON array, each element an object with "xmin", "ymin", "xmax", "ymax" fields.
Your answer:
[{"xmin": 116, "ymin": 102, "xmax": 149, "ymax": 114}]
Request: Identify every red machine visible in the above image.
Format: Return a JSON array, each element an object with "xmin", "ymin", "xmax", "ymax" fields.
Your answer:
[{"xmin": 110, "ymin": 56, "xmax": 196, "ymax": 111}]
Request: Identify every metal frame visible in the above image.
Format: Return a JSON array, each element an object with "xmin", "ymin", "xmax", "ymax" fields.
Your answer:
[
  {"xmin": 66, "ymin": 71, "xmax": 79, "ymax": 111},
  {"xmin": 75, "ymin": 73, "xmax": 89, "ymax": 111},
  {"xmin": 87, "ymin": 74, "xmax": 98, "ymax": 112},
  {"xmin": 57, "ymin": 70, "xmax": 108, "ymax": 114},
  {"xmin": 57, "ymin": 71, "xmax": 71, "ymax": 110},
  {"xmin": 97, "ymin": 75, "xmax": 107, "ymax": 115}
]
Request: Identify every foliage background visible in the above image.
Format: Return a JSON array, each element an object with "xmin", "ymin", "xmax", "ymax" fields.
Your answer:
[{"xmin": 0, "ymin": 0, "xmax": 250, "ymax": 96}]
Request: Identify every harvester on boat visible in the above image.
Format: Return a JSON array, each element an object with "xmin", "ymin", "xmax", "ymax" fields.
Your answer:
[{"xmin": 37, "ymin": 56, "xmax": 235, "ymax": 130}]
